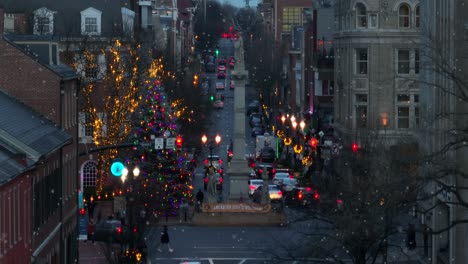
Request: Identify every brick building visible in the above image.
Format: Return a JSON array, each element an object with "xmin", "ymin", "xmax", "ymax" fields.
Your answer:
[{"xmin": 0, "ymin": 6, "xmax": 80, "ymax": 262}]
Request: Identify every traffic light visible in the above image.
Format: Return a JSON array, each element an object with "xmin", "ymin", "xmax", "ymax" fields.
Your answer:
[
  {"xmin": 352, "ymin": 142, "xmax": 359, "ymax": 153},
  {"xmin": 79, "ymin": 208, "xmax": 85, "ymax": 216},
  {"xmin": 309, "ymin": 137, "xmax": 318, "ymax": 148},
  {"xmin": 215, "ymin": 49, "xmax": 219, "ymax": 57},
  {"xmin": 313, "ymin": 190, "xmax": 320, "ymax": 200},
  {"xmin": 176, "ymin": 136, "xmax": 183, "ymax": 148},
  {"xmin": 210, "ymin": 95, "xmax": 214, "ymax": 102}
]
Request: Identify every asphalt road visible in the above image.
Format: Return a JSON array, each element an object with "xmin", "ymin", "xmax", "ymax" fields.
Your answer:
[{"xmin": 145, "ymin": 225, "xmax": 320, "ymax": 264}]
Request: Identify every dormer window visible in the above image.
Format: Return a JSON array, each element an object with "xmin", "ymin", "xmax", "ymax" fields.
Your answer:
[
  {"xmin": 33, "ymin": 7, "xmax": 55, "ymax": 35},
  {"xmin": 81, "ymin": 7, "xmax": 102, "ymax": 35}
]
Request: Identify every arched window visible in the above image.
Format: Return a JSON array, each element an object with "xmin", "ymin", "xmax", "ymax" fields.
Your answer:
[
  {"xmin": 356, "ymin": 3, "xmax": 367, "ymax": 28},
  {"xmin": 415, "ymin": 5, "xmax": 420, "ymax": 28},
  {"xmin": 399, "ymin": 4, "xmax": 410, "ymax": 28},
  {"xmin": 82, "ymin": 161, "xmax": 98, "ymax": 187}
]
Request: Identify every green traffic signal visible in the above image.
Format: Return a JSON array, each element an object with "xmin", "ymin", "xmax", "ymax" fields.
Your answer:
[
  {"xmin": 215, "ymin": 49, "xmax": 219, "ymax": 57},
  {"xmin": 210, "ymin": 95, "xmax": 214, "ymax": 101}
]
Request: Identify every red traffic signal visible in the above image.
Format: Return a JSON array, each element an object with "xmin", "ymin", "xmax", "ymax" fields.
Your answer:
[
  {"xmin": 352, "ymin": 143, "xmax": 358, "ymax": 153},
  {"xmin": 309, "ymin": 137, "xmax": 318, "ymax": 148},
  {"xmin": 176, "ymin": 136, "xmax": 183, "ymax": 148},
  {"xmin": 79, "ymin": 208, "xmax": 85, "ymax": 216},
  {"xmin": 313, "ymin": 190, "xmax": 320, "ymax": 200}
]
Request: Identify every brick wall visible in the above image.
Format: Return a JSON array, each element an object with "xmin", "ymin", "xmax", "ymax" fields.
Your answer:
[{"xmin": 0, "ymin": 39, "xmax": 61, "ymax": 124}]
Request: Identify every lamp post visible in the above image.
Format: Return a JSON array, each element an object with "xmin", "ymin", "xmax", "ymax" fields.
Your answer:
[
  {"xmin": 201, "ymin": 133, "xmax": 222, "ymax": 166},
  {"xmin": 121, "ymin": 165, "xmax": 140, "ymax": 257}
]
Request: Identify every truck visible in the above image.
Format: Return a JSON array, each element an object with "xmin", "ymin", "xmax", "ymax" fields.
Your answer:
[{"xmin": 255, "ymin": 133, "xmax": 276, "ymax": 160}]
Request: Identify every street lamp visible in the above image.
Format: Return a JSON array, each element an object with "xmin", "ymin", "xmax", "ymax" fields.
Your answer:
[
  {"xmin": 121, "ymin": 165, "xmax": 140, "ymax": 256},
  {"xmin": 201, "ymin": 133, "xmax": 222, "ymax": 166}
]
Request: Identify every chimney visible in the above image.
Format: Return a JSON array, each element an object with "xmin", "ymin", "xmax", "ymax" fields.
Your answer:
[{"xmin": 0, "ymin": 6, "xmax": 4, "ymax": 36}]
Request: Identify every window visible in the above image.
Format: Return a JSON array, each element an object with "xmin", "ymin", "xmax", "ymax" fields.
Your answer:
[
  {"xmin": 33, "ymin": 7, "xmax": 55, "ymax": 35},
  {"xmin": 82, "ymin": 161, "xmax": 98, "ymax": 187},
  {"xmin": 37, "ymin": 17, "xmax": 50, "ymax": 34},
  {"xmin": 398, "ymin": 50, "xmax": 410, "ymax": 74},
  {"xmin": 356, "ymin": 3, "xmax": 367, "ymax": 28},
  {"xmin": 84, "ymin": 113, "xmax": 94, "ymax": 137},
  {"xmin": 355, "ymin": 94, "xmax": 368, "ymax": 128},
  {"xmin": 85, "ymin": 17, "xmax": 97, "ymax": 33},
  {"xmin": 356, "ymin": 48, "xmax": 368, "ymax": 75},
  {"xmin": 85, "ymin": 64, "xmax": 98, "ymax": 80},
  {"xmin": 369, "ymin": 14, "xmax": 378, "ymax": 28},
  {"xmin": 396, "ymin": 94, "xmax": 419, "ymax": 129},
  {"xmin": 415, "ymin": 49, "xmax": 420, "ymax": 74},
  {"xmin": 81, "ymin": 7, "xmax": 102, "ymax": 35},
  {"xmin": 282, "ymin": 7, "xmax": 302, "ymax": 33},
  {"xmin": 399, "ymin": 4, "xmax": 410, "ymax": 28},
  {"xmin": 397, "ymin": 107, "xmax": 410, "ymax": 128},
  {"xmin": 415, "ymin": 6, "xmax": 420, "ymax": 28}
]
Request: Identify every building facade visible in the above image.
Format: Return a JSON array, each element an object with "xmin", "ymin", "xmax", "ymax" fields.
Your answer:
[
  {"xmin": 0, "ymin": 6, "xmax": 80, "ymax": 262},
  {"xmin": 333, "ymin": 0, "xmax": 420, "ymax": 147},
  {"xmin": 419, "ymin": 1, "xmax": 468, "ymax": 263}
]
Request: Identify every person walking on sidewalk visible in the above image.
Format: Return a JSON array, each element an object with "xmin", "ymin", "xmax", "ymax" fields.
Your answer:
[
  {"xmin": 157, "ymin": 225, "xmax": 173, "ymax": 253},
  {"xmin": 86, "ymin": 220, "xmax": 95, "ymax": 243}
]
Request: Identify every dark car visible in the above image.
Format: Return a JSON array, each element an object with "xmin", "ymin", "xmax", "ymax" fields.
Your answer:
[
  {"xmin": 93, "ymin": 219, "xmax": 125, "ymax": 243},
  {"xmin": 246, "ymin": 101, "xmax": 260, "ymax": 116},
  {"xmin": 249, "ymin": 113, "xmax": 263, "ymax": 127},
  {"xmin": 254, "ymin": 163, "xmax": 275, "ymax": 179},
  {"xmin": 259, "ymin": 147, "xmax": 276, "ymax": 162},
  {"xmin": 284, "ymin": 187, "xmax": 317, "ymax": 207},
  {"xmin": 251, "ymin": 125, "xmax": 265, "ymax": 137}
]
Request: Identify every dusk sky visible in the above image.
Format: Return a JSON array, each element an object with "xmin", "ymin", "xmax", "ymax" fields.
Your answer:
[{"xmin": 220, "ymin": 0, "xmax": 260, "ymax": 8}]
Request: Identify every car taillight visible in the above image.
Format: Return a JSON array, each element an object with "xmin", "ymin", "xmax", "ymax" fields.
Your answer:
[
  {"xmin": 204, "ymin": 159, "xmax": 208, "ymax": 166},
  {"xmin": 219, "ymin": 159, "xmax": 223, "ymax": 165},
  {"xmin": 117, "ymin": 226, "xmax": 122, "ymax": 234},
  {"xmin": 204, "ymin": 177, "xmax": 208, "ymax": 183},
  {"xmin": 298, "ymin": 190, "xmax": 303, "ymax": 200},
  {"xmin": 278, "ymin": 191, "xmax": 282, "ymax": 195},
  {"xmin": 305, "ymin": 186, "xmax": 312, "ymax": 192},
  {"xmin": 259, "ymin": 169, "xmax": 263, "ymax": 174},
  {"xmin": 219, "ymin": 169, "xmax": 223, "ymax": 174},
  {"xmin": 289, "ymin": 174, "xmax": 294, "ymax": 178},
  {"xmin": 272, "ymin": 169, "xmax": 276, "ymax": 174},
  {"xmin": 219, "ymin": 177, "xmax": 223, "ymax": 183},
  {"xmin": 250, "ymin": 185, "xmax": 256, "ymax": 190}
]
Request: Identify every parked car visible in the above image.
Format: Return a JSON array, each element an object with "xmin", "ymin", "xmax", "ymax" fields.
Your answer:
[
  {"xmin": 248, "ymin": 179, "xmax": 263, "ymax": 195},
  {"xmin": 249, "ymin": 113, "xmax": 263, "ymax": 127},
  {"xmin": 93, "ymin": 219, "xmax": 125, "ymax": 243},
  {"xmin": 259, "ymin": 147, "xmax": 276, "ymax": 162},
  {"xmin": 253, "ymin": 185, "xmax": 283, "ymax": 202},
  {"xmin": 273, "ymin": 172, "xmax": 291, "ymax": 185},
  {"xmin": 246, "ymin": 100, "xmax": 260, "ymax": 115}
]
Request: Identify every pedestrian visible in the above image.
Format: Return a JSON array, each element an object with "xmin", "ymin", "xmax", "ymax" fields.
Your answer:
[
  {"xmin": 179, "ymin": 198, "xmax": 188, "ymax": 222},
  {"xmin": 86, "ymin": 220, "xmax": 95, "ymax": 243},
  {"xmin": 87, "ymin": 200, "xmax": 97, "ymax": 219},
  {"xmin": 157, "ymin": 225, "xmax": 173, "ymax": 253},
  {"xmin": 196, "ymin": 189, "xmax": 204, "ymax": 212}
]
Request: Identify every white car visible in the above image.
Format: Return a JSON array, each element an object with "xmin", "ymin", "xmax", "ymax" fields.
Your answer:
[
  {"xmin": 280, "ymin": 178, "xmax": 298, "ymax": 192},
  {"xmin": 248, "ymin": 179, "xmax": 263, "ymax": 195},
  {"xmin": 253, "ymin": 185, "xmax": 283, "ymax": 202},
  {"xmin": 215, "ymin": 82, "xmax": 225, "ymax": 90},
  {"xmin": 273, "ymin": 172, "xmax": 290, "ymax": 185}
]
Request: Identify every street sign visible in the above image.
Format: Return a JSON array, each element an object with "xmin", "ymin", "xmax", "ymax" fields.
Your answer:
[
  {"xmin": 166, "ymin": 138, "xmax": 176, "ymax": 149},
  {"xmin": 155, "ymin": 138, "xmax": 164, "ymax": 149}
]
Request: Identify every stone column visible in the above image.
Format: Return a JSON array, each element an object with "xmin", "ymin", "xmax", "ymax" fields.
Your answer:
[{"xmin": 228, "ymin": 37, "xmax": 251, "ymax": 202}]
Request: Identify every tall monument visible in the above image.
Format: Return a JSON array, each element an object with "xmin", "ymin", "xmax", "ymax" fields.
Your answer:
[{"xmin": 227, "ymin": 36, "xmax": 251, "ymax": 202}]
